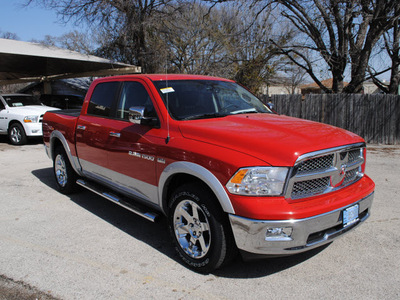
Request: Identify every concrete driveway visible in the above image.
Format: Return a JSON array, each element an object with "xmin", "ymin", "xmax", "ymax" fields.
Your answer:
[{"xmin": 0, "ymin": 138, "xmax": 399, "ymax": 299}]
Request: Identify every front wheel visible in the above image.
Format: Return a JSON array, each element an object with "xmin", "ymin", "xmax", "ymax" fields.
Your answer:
[
  {"xmin": 53, "ymin": 146, "xmax": 77, "ymax": 194},
  {"xmin": 8, "ymin": 123, "xmax": 27, "ymax": 145},
  {"xmin": 168, "ymin": 183, "xmax": 236, "ymax": 273}
]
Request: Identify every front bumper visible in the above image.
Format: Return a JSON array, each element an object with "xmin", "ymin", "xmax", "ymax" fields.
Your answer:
[
  {"xmin": 23, "ymin": 122, "xmax": 43, "ymax": 137},
  {"xmin": 229, "ymin": 192, "xmax": 374, "ymax": 255}
]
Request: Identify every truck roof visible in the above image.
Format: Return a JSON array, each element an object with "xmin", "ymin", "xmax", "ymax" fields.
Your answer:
[{"xmin": 95, "ymin": 74, "xmax": 235, "ymax": 82}]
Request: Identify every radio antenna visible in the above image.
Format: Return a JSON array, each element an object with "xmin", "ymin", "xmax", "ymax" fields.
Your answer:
[{"xmin": 165, "ymin": 61, "xmax": 170, "ymax": 144}]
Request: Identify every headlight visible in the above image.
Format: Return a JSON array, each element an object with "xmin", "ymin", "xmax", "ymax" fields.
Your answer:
[
  {"xmin": 23, "ymin": 115, "xmax": 39, "ymax": 123},
  {"xmin": 226, "ymin": 167, "xmax": 288, "ymax": 196}
]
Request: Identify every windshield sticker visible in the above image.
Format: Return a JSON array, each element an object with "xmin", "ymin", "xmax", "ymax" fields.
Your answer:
[{"xmin": 160, "ymin": 87, "xmax": 175, "ymax": 94}]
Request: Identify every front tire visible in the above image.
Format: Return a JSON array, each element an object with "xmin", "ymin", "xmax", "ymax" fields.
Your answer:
[
  {"xmin": 53, "ymin": 146, "xmax": 77, "ymax": 194},
  {"xmin": 168, "ymin": 183, "xmax": 236, "ymax": 273},
  {"xmin": 8, "ymin": 123, "xmax": 27, "ymax": 145}
]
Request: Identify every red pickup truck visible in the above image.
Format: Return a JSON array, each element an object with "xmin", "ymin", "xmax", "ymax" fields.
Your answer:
[{"xmin": 43, "ymin": 74, "xmax": 375, "ymax": 273}]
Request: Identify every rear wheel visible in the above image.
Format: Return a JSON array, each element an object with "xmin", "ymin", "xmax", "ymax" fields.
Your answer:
[
  {"xmin": 53, "ymin": 146, "xmax": 77, "ymax": 194},
  {"xmin": 168, "ymin": 183, "xmax": 236, "ymax": 273},
  {"xmin": 8, "ymin": 123, "xmax": 27, "ymax": 145}
]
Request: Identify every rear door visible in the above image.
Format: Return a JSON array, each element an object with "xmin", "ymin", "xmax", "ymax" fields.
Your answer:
[{"xmin": 75, "ymin": 81, "xmax": 120, "ymax": 181}]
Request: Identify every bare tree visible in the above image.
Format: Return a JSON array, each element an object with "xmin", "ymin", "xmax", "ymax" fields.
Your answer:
[
  {"xmin": 26, "ymin": 0, "xmax": 178, "ymax": 72},
  {"xmin": 219, "ymin": 1, "xmax": 295, "ymax": 93},
  {"xmin": 158, "ymin": 1, "xmax": 295, "ymax": 93},
  {"xmin": 25, "ymin": 0, "xmax": 296, "ymax": 92},
  {"xmin": 58, "ymin": 30, "xmax": 96, "ymax": 54},
  {"xmin": 270, "ymin": 0, "xmax": 400, "ymax": 93},
  {"xmin": 215, "ymin": 0, "xmax": 400, "ymax": 93},
  {"xmin": 0, "ymin": 30, "xmax": 19, "ymax": 40},
  {"xmin": 282, "ymin": 62, "xmax": 308, "ymax": 94},
  {"xmin": 157, "ymin": 2, "xmax": 228, "ymax": 75},
  {"xmin": 31, "ymin": 31, "xmax": 95, "ymax": 55},
  {"xmin": 369, "ymin": 19, "xmax": 400, "ymax": 94}
]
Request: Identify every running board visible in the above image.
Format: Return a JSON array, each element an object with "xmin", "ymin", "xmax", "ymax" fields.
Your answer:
[{"xmin": 76, "ymin": 179, "xmax": 159, "ymax": 222}]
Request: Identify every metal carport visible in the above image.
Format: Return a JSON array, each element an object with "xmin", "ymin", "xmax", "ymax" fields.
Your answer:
[{"xmin": 0, "ymin": 38, "xmax": 140, "ymax": 85}]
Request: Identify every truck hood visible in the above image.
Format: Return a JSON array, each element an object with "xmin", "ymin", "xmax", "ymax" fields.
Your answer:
[
  {"xmin": 178, "ymin": 113, "xmax": 364, "ymax": 166},
  {"xmin": 7, "ymin": 105, "xmax": 58, "ymax": 116}
]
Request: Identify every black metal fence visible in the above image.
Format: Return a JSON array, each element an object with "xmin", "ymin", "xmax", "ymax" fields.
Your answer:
[{"xmin": 263, "ymin": 94, "xmax": 400, "ymax": 145}]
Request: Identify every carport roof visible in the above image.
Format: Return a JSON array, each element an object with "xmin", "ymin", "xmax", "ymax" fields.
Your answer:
[{"xmin": 0, "ymin": 38, "xmax": 141, "ymax": 84}]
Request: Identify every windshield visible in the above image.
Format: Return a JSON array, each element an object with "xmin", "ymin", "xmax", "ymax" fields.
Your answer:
[
  {"xmin": 153, "ymin": 80, "xmax": 271, "ymax": 120},
  {"xmin": 3, "ymin": 95, "xmax": 42, "ymax": 107}
]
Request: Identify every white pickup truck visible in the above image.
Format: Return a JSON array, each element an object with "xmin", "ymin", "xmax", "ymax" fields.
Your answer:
[{"xmin": 0, "ymin": 93, "xmax": 58, "ymax": 145}]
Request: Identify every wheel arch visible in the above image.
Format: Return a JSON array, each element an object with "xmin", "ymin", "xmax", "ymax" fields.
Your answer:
[
  {"xmin": 7, "ymin": 120, "xmax": 24, "ymax": 132},
  {"xmin": 49, "ymin": 130, "xmax": 83, "ymax": 176},
  {"xmin": 158, "ymin": 161, "xmax": 235, "ymax": 216}
]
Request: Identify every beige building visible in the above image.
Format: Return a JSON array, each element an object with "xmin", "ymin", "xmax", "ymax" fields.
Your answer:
[{"xmin": 300, "ymin": 78, "xmax": 384, "ymax": 95}]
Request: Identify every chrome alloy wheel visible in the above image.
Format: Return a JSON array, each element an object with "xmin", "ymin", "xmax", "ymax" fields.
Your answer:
[
  {"xmin": 173, "ymin": 199, "xmax": 211, "ymax": 259},
  {"xmin": 10, "ymin": 127, "xmax": 22, "ymax": 144},
  {"xmin": 55, "ymin": 154, "xmax": 68, "ymax": 187}
]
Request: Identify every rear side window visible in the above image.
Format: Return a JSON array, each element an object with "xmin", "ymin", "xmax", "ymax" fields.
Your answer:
[{"xmin": 87, "ymin": 82, "xmax": 119, "ymax": 117}]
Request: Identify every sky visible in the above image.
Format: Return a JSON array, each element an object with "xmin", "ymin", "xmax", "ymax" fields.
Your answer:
[{"xmin": 0, "ymin": 0, "xmax": 80, "ymax": 42}]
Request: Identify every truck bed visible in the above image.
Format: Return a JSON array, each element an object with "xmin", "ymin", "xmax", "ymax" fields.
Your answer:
[{"xmin": 49, "ymin": 109, "xmax": 81, "ymax": 117}]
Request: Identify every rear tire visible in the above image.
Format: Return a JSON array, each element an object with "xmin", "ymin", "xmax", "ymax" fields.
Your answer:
[
  {"xmin": 8, "ymin": 123, "xmax": 27, "ymax": 145},
  {"xmin": 53, "ymin": 146, "xmax": 77, "ymax": 194},
  {"xmin": 168, "ymin": 183, "xmax": 236, "ymax": 273}
]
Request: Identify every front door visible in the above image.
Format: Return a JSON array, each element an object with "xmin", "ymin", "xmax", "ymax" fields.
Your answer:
[
  {"xmin": 106, "ymin": 80, "xmax": 165, "ymax": 204},
  {"xmin": 0, "ymin": 99, "xmax": 8, "ymax": 134}
]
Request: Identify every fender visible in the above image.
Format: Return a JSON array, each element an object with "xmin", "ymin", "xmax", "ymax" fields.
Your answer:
[
  {"xmin": 158, "ymin": 161, "xmax": 235, "ymax": 215},
  {"xmin": 49, "ymin": 130, "xmax": 83, "ymax": 176}
]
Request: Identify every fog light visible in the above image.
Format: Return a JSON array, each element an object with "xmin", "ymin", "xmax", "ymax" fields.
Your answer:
[
  {"xmin": 265, "ymin": 227, "xmax": 293, "ymax": 241},
  {"xmin": 32, "ymin": 129, "xmax": 40, "ymax": 133}
]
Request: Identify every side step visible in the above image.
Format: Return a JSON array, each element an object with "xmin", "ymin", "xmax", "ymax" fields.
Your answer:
[{"xmin": 76, "ymin": 179, "xmax": 159, "ymax": 222}]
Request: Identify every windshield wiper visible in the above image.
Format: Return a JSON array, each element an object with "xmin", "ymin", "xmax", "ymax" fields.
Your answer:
[
  {"xmin": 231, "ymin": 108, "xmax": 258, "ymax": 115},
  {"xmin": 181, "ymin": 113, "xmax": 228, "ymax": 120}
]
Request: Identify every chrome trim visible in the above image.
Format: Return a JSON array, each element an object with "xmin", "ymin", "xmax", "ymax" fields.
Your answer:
[
  {"xmin": 129, "ymin": 106, "xmax": 145, "ymax": 124},
  {"xmin": 295, "ymin": 143, "xmax": 365, "ymax": 163},
  {"xmin": 76, "ymin": 179, "xmax": 159, "ymax": 222},
  {"xmin": 229, "ymin": 192, "xmax": 373, "ymax": 255},
  {"xmin": 109, "ymin": 132, "xmax": 121, "ymax": 138},
  {"xmin": 158, "ymin": 161, "xmax": 235, "ymax": 214},
  {"xmin": 285, "ymin": 143, "xmax": 365, "ymax": 199},
  {"xmin": 49, "ymin": 130, "xmax": 83, "ymax": 176}
]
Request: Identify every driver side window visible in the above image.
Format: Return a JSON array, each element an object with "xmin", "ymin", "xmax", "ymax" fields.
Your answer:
[{"xmin": 116, "ymin": 81, "xmax": 156, "ymax": 120}]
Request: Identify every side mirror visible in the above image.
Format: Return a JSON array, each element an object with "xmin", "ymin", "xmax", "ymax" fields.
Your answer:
[
  {"xmin": 129, "ymin": 106, "xmax": 145, "ymax": 124},
  {"xmin": 128, "ymin": 106, "xmax": 160, "ymax": 127}
]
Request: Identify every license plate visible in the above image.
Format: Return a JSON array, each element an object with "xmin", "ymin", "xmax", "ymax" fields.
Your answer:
[{"xmin": 343, "ymin": 204, "xmax": 359, "ymax": 227}]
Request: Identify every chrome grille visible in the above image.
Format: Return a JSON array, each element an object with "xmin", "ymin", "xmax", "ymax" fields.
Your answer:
[
  {"xmin": 286, "ymin": 144, "xmax": 365, "ymax": 199},
  {"xmin": 348, "ymin": 149, "xmax": 363, "ymax": 164},
  {"xmin": 297, "ymin": 154, "xmax": 334, "ymax": 174},
  {"xmin": 292, "ymin": 177, "xmax": 330, "ymax": 198},
  {"xmin": 343, "ymin": 168, "xmax": 358, "ymax": 185}
]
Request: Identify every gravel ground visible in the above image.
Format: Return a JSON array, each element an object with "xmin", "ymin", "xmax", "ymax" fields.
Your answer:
[{"xmin": 0, "ymin": 136, "xmax": 399, "ymax": 300}]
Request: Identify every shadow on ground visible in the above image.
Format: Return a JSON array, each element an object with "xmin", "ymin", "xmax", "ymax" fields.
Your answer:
[
  {"xmin": 31, "ymin": 167, "xmax": 328, "ymax": 278},
  {"xmin": 0, "ymin": 135, "xmax": 43, "ymax": 145}
]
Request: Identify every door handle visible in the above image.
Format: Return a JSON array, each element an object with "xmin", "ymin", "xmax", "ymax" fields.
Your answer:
[
  {"xmin": 77, "ymin": 125, "xmax": 86, "ymax": 130},
  {"xmin": 109, "ymin": 132, "xmax": 121, "ymax": 138}
]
